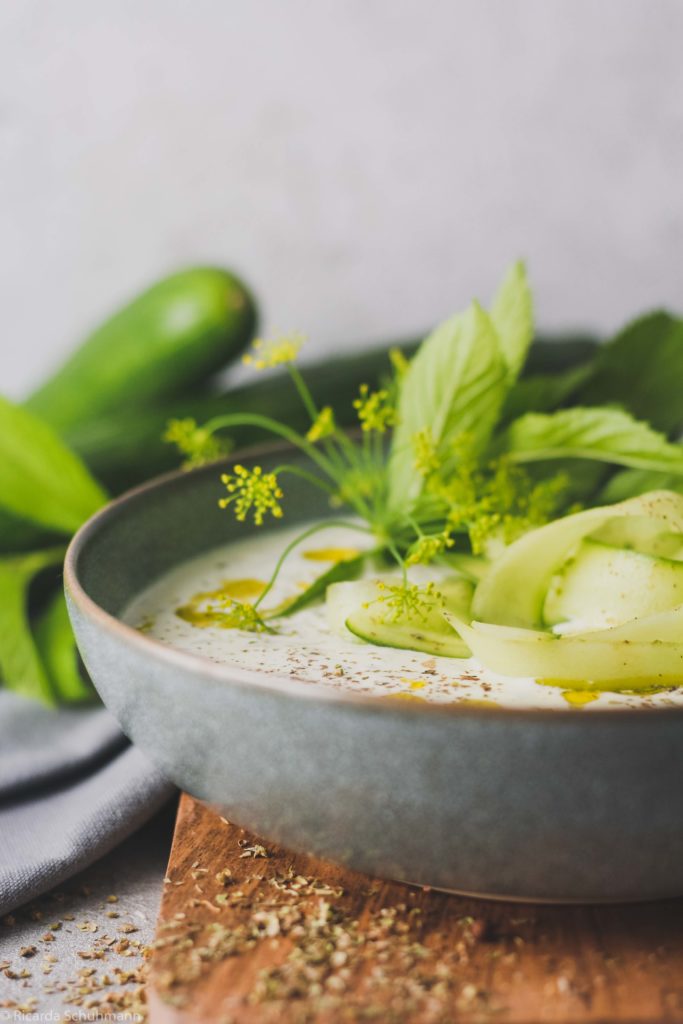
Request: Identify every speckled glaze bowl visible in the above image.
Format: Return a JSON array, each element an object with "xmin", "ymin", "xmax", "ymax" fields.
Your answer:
[{"xmin": 65, "ymin": 449, "xmax": 683, "ymax": 903}]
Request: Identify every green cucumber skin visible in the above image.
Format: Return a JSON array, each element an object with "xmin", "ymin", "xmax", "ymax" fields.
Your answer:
[
  {"xmin": 342, "ymin": 576, "xmax": 473, "ymax": 659},
  {"xmin": 345, "ymin": 617, "xmax": 471, "ymax": 659},
  {"xmin": 25, "ymin": 267, "xmax": 258, "ymax": 432}
]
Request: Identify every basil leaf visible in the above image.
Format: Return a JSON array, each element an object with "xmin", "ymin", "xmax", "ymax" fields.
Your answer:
[
  {"xmin": 599, "ymin": 467, "xmax": 683, "ymax": 505},
  {"xmin": 498, "ymin": 407, "xmax": 683, "ymax": 474},
  {"xmin": 579, "ymin": 311, "xmax": 683, "ymax": 436},
  {"xmin": 528, "ymin": 458, "xmax": 609, "ymax": 505},
  {"xmin": 0, "ymin": 547, "xmax": 65, "ymax": 704},
  {"xmin": 266, "ymin": 554, "xmax": 366, "ymax": 618},
  {"xmin": 502, "ymin": 362, "xmax": 593, "ymax": 423},
  {"xmin": 491, "ymin": 260, "xmax": 534, "ymax": 380},
  {"xmin": 34, "ymin": 590, "xmax": 93, "ymax": 703},
  {"xmin": 388, "ymin": 302, "xmax": 508, "ymax": 512},
  {"xmin": 0, "ymin": 507, "xmax": 58, "ymax": 556},
  {"xmin": 0, "ymin": 395, "xmax": 107, "ymax": 533}
]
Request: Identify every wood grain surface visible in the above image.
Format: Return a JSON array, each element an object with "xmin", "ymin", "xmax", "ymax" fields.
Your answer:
[{"xmin": 148, "ymin": 794, "xmax": 683, "ymax": 1024}]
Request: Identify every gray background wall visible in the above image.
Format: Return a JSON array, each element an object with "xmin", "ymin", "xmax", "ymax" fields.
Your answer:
[{"xmin": 2, "ymin": 0, "xmax": 682, "ymax": 399}]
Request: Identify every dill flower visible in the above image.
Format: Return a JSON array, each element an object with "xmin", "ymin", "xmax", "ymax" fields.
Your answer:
[
  {"xmin": 412, "ymin": 428, "xmax": 440, "ymax": 477},
  {"xmin": 353, "ymin": 384, "xmax": 396, "ymax": 434},
  {"xmin": 389, "ymin": 347, "xmax": 410, "ymax": 377},
  {"xmin": 461, "ymin": 511, "xmax": 505, "ymax": 556},
  {"xmin": 242, "ymin": 333, "xmax": 304, "ymax": 370},
  {"xmin": 163, "ymin": 418, "xmax": 229, "ymax": 468},
  {"xmin": 214, "ymin": 599, "xmax": 273, "ymax": 633},
  {"xmin": 438, "ymin": 443, "xmax": 569, "ymax": 554},
  {"xmin": 306, "ymin": 405, "xmax": 335, "ymax": 442},
  {"xmin": 369, "ymin": 580, "xmax": 442, "ymax": 623},
  {"xmin": 219, "ymin": 465, "xmax": 284, "ymax": 525},
  {"xmin": 405, "ymin": 530, "xmax": 454, "ymax": 567}
]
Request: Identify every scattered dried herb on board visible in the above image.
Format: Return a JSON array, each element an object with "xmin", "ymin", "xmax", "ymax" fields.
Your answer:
[
  {"xmin": 148, "ymin": 799, "xmax": 683, "ymax": 1024},
  {"xmin": 151, "ymin": 824, "xmax": 500, "ymax": 1023}
]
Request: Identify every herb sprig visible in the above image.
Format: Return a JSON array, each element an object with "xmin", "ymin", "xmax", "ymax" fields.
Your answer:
[{"xmin": 166, "ymin": 262, "xmax": 683, "ymax": 630}]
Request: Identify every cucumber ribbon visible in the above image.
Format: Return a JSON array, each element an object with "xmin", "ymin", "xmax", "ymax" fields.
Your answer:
[{"xmin": 442, "ymin": 491, "xmax": 683, "ymax": 690}]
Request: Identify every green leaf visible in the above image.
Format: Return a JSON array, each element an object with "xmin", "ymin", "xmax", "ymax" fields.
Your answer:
[
  {"xmin": 502, "ymin": 362, "xmax": 593, "ymax": 423},
  {"xmin": 0, "ymin": 507, "xmax": 57, "ymax": 556},
  {"xmin": 0, "ymin": 547, "xmax": 65, "ymax": 704},
  {"xmin": 578, "ymin": 311, "xmax": 683, "ymax": 436},
  {"xmin": 34, "ymin": 590, "xmax": 94, "ymax": 703},
  {"xmin": 526, "ymin": 458, "xmax": 608, "ymax": 505},
  {"xmin": 387, "ymin": 302, "xmax": 508, "ymax": 512},
  {"xmin": 0, "ymin": 395, "xmax": 107, "ymax": 533},
  {"xmin": 267, "ymin": 554, "xmax": 366, "ymax": 618},
  {"xmin": 598, "ymin": 467, "xmax": 683, "ymax": 505},
  {"xmin": 498, "ymin": 407, "xmax": 683, "ymax": 475},
  {"xmin": 490, "ymin": 260, "xmax": 534, "ymax": 380}
]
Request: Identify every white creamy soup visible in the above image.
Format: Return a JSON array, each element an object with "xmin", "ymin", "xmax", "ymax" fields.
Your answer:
[{"xmin": 124, "ymin": 522, "xmax": 683, "ymax": 712}]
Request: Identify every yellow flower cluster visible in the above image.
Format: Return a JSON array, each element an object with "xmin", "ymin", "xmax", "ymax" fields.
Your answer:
[
  {"xmin": 353, "ymin": 385, "xmax": 396, "ymax": 434},
  {"xmin": 242, "ymin": 333, "xmax": 304, "ymax": 370},
  {"xmin": 306, "ymin": 405, "xmax": 335, "ymax": 443},
  {"xmin": 405, "ymin": 530, "xmax": 454, "ymax": 567},
  {"xmin": 162, "ymin": 418, "xmax": 228, "ymax": 469},
  {"xmin": 439, "ymin": 443, "xmax": 569, "ymax": 555},
  {"xmin": 369, "ymin": 580, "xmax": 442, "ymax": 624},
  {"xmin": 219, "ymin": 465, "xmax": 284, "ymax": 525},
  {"xmin": 215, "ymin": 599, "xmax": 272, "ymax": 633},
  {"xmin": 389, "ymin": 347, "xmax": 410, "ymax": 377},
  {"xmin": 412, "ymin": 427, "xmax": 440, "ymax": 477}
]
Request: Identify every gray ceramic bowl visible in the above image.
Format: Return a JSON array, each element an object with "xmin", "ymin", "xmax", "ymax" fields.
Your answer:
[{"xmin": 65, "ymin": 449, "xmax": 683, "ymax": 903}]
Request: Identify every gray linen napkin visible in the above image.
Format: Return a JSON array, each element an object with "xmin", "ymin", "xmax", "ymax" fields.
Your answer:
[{"xmin": 0, "ymin": 691, "xmax": 174, "ymax": 915}]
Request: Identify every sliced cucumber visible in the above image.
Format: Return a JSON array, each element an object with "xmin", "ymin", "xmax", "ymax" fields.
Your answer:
[
  {"xmin": 459, "ymin": 491, "xmax": 683, "ymax": 690},
  {"xmin": 543, "ymin": 538, "xmax": 683, "ymax": 630},
  {"xmin": 471, "ymin": 491, "xmax": 683, "ymax": 629},
  {"xmin": 440, "ymin": 551, "xmax": 490, "ymax": 582},
  {"xmin": 326, "ymin": 578, "xmax": 394, "ymax": 637},
  {"xmin": 328, "ymin": 577, "xmax": 473, "ymax": 658},
  {"xmin": 346, "ymin": 613, "xmax": 471, "ymax": 658},
  {"xmin": 447, "ymin": 612, "xmax": 683, "ymax": 688},
  {"xmin": 590, "ymin": 517, "xmax": 683, "ymax": 561}
]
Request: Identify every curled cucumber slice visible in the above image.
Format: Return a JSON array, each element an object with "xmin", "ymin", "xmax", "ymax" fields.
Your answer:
[
  {"xmin": 327, "ymin": 577, "xmax": 473, "ymax": 658},
  {"xmin": 472, "ymin": 490, "xmax": 683, "ymax": 629},
  {"xmin": 543, "ymin": 538, "xmax": 683, "ymax": 630},
  {"xmin": 446, "ymin": 490, "xmax": 683, "ymax": 690},
  {"xmin": 442, "ymin": 612, "xmax": 683, "ymax": 689}
]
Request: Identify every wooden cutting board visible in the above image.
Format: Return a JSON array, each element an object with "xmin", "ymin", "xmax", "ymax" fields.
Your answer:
[{"xmin": 148, "ymin": 794, "xmax": 683, "ymax": 1023}]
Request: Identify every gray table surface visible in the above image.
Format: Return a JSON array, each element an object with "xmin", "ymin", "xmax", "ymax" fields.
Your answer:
[{"xmin": 0, "ymin": 800, "xmax": 176, "ymax": 1019}]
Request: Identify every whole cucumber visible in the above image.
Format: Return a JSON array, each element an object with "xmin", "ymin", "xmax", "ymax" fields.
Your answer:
[{"xmin": 25, "ymin": 267, "xmax": 257, "ymax": 432}]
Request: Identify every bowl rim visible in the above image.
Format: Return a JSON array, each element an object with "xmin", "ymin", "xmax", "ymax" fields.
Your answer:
[{"xmin": 64, "ymin": 446, "xmax": 683, "ymax": 724}]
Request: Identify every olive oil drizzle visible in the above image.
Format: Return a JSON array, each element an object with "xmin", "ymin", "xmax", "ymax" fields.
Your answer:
[
  {"xmin": 303, "ymin": 546, "xmax": 362, "ymax": 562},
  {"xmin": 176, "ymin": 579, "xmax": 266, "ymax": 629}
]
